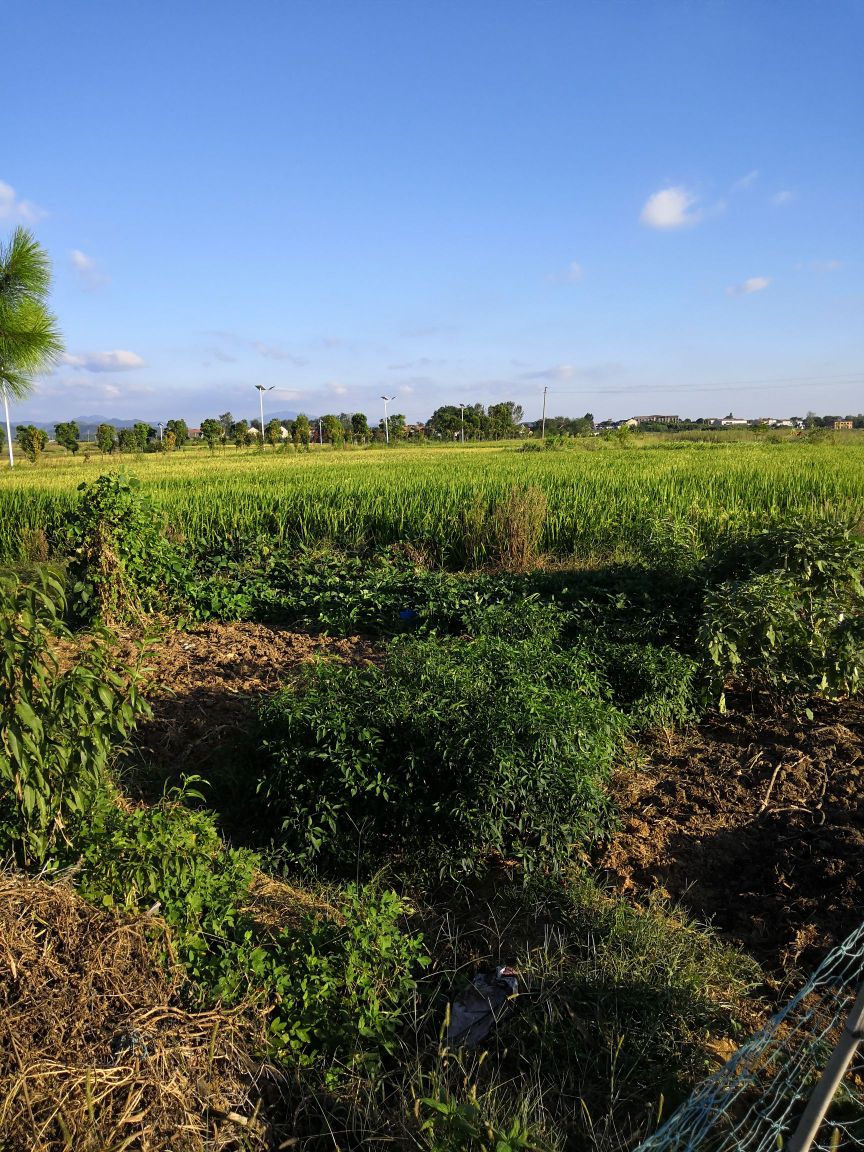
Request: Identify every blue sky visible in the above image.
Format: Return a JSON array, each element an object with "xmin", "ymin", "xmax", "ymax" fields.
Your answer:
[{"xmin": 3, "ymin": 0, "xmax": 862, "ymax": 425}]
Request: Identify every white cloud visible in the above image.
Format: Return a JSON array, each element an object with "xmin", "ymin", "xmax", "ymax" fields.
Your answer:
[
  {"xmin": 69, "ymin": 249, "xmax": 94, "ymax": 273},
  {"xmin": 772, "ymin": 190, "xmax": 794, "ymax": 205},
  {"xmin": 732, "ymin": 169, "xmax": 760, "ymax": 191},
  {"xmin": 0, "ymin": 180, "xmax": 47, "ymax": 224},
  {"xmin": 640, "ymin": 186, "xmax": 700, "ymax": 230},
  {"xmin": 547, "ymin": 260, "xmax": 584, "ymax": 285},
  {"xmin": 329, "ymin": 382, "xmax": 348, "ymax": 396},
  {"xmin": 32, "ymin": 377, "xmax": 155, "ymax": 403},
  {"xmin": 812, "ymin": 259, "xmax": 843, "ymax": 272},
  {"xmin": 61, "ymin": 349, "xmax": 146, "ymax": 372},
  {"xmin": 69, "ymin": 248, "xmax": 109, "ymax": 289},
  {"xmin": 727, "ymin": 276, "xmax": 771, "ymax": 296}
]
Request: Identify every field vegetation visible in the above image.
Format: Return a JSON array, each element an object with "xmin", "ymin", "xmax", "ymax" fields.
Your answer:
[
  {"xmin": 1, "ymin": 439, "xmax": 863, "ymax": 1150},
  {"xmin": 1, "ymin": 436, "xmax": 864, "ymax": 564}
]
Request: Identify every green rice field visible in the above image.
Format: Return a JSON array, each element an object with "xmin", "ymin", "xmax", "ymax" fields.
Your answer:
[{"xmin": 1, "ymin": 436, "xmax": 863, "ymax": 563}]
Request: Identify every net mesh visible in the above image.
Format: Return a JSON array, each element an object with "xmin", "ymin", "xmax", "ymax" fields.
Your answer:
[{"xmin": 634, "ymin": 922, "xmax": 864, "ymax": 1152}]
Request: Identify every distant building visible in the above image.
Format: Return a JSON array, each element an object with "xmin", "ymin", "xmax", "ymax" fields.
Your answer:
[
  {"xmin": 625, "ymin": 414, "xmax": 680, "ymax": 426},
  {"xmin": 833, "ymin": 420, "xmax": 854, "ymax": 430},
  {"xmin": 719, "ymin": 414, "xmax": 750, "ymax": 426},
  {"xmin": 187, "ymin": 427, "xmax": 202, "ymax": 439}
]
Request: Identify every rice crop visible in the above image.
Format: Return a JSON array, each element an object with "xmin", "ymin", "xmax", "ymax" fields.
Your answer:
[{"xmin": 1, "ymin": 438, "xmax": 863, "ymax": 564}]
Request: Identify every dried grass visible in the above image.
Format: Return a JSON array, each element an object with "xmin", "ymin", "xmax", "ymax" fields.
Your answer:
[{"xmin": 0, "ymin": 872, "xmax": 278, "ymax": 1151}]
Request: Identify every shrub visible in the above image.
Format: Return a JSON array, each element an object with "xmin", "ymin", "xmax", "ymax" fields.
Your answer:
[
  {"xmin": 700, "ymin": 516, "xmax": 864, "ymax": 702},
  {"xmin": 214, "ymin": 885, "xmax": 428, "ymax": 1083},
  {"xmin": 589, "ymin": 641, "xmax": 702, "ymax": 729},
  {"xmin": 256, "ymin": 623, "xmax": 626, "ymax": 878},
  {"xmin": 0, "ymin": 570, "xmax": 149, "ymax": 868},
  {"xmin": 699, "ymin": 570, "xmax": 864, "ymax": 703},
  {"xmin": 707, "ymin": 517, "xmax": 864, "ymax": 591},
  {"xmin": 78, "ymin": 783, "xmax": 257, "ymax": 975}
]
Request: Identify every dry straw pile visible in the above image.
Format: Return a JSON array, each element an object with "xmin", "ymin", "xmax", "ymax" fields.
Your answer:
[{"xmin": 0, "ymin": 872, "xmax": 273, "ymax": 1151}]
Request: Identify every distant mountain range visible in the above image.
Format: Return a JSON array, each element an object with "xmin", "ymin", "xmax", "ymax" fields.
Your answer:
[{"xmin": 24, "ymin": 416, "xmax": 148, "ymax": 433}]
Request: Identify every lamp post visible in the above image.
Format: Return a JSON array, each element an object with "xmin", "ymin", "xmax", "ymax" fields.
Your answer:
[
  {"xmin": 157, "ymin": 421, "xmax": 164, "ymax": 443},
  {"xmin": 459, "ymin": 403, "xmax": 466, "ymax": 444},
  {"xmin": 541, "ymin": 386, "xmax": 548, "ymax": 441},
  {"xmin": 381, "ymin": 395, "xmax": 395, "ymax": 445},
  {"xmin": 3, "ymin": 387, "xmax": 13, "ymax": 468},
  {"xmin": 255, "ymin": 385, "xmax": 274, "ymax": 447}
]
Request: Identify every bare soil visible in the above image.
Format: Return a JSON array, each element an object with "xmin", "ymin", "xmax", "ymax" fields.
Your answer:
[{"xmin": 597, "ymin": 697, "xmax": 864, "ymax": 973}]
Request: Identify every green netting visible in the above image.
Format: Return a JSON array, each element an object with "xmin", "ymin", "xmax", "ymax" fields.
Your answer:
[{"xmin": 635, "ymin": 922, "xmax": 864, "ymax": 1151}]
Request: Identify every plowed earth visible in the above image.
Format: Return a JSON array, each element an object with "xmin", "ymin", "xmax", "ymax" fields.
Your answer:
[
  {"xmin": 114, "ymin": 621, "xmax": 378, "ymax": 777},
  {"xmin": 598, "ymin": 697, "xmax": 864, "ymax": 973}
]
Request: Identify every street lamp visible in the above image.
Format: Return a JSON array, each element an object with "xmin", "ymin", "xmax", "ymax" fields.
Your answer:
[
  {"xmin": 459, "ymin": 403, "xmax": 466, "ymax": 444},
  {"xmin": 255, "ymin": 385, "xmax": 274, "ymax": 447},
  {"xmin": 2, "ymin": 387, "xmax": 13, "ymax": 468},
  {"xmin": 157, "ymin": 421, "xmax": 164, "ymax": 443},
  {"xmin": 381, "ymin": 395, "xmax": 395, "ymax": 445}
]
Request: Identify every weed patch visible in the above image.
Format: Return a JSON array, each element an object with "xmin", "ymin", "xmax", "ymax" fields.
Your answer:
[{"xmin": 256, "ymin": 618, "xmax": 627, "ymax": 878}]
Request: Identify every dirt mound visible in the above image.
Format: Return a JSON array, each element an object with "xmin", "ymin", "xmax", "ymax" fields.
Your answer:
[
  {"xmin": 599, "ymin": 697, "xmax": 864, "ymax": 973},
  {"xmin": 0, "ymin": 872, "xmax": 273, "ymax": 1151}
]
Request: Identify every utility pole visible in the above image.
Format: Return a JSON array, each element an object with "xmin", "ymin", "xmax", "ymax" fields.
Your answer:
[
  {"xmin": 541, "ymin": 386, "xmax": 548, "ymax": 441},
  {"xmin": 381, "ymin": 395, "xmax": 395, "ymax": 445},
  {"xmin": 459, "ymin": 403, "xmax": 465, "ymax": 444},
  {"xmin": 318, "ymin": 417, "xmax": 323, "ymax": 446},
  {"xmin": 2, "ymin": 387, "xmax": 13, "ymax": 468}
]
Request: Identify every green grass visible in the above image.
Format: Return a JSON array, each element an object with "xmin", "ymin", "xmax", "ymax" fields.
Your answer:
[{"xmin": 2, "ymin": 437, "xmax": 864, "ymax": 565}]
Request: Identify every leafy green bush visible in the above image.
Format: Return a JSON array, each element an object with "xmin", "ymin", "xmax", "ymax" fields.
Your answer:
[
  {"xmin": 699, "ymin": 516, "xmax": 864, "ymax": 702},
  {"xmin": 214, "ymin": 885, "xmax": 428, "ymax": 1083},
  {"xmin": 707, "ymin": 517, "xmax": 864, "ymax": 591},
  {"xmin": 77, "ymin": 783, "xmax": 257, "ymax": 974},
  {"xmin": 256, "ymin": 622, "xmax": 627, "ymax": 877},
  {"xmin": 589, "ymin": 641, "xmax": 702, "ymax": 728},
  {"xmin": 699, "ymin": 570, "xmax": 864, "ymax": 703},
  {"xmin": 0, "ymin": 569, "xmax": 148, "ymax": 867}
]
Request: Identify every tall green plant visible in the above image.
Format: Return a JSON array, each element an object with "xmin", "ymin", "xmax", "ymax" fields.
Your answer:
[
  {"xmin": 0, "ymin": 570, "xmax": 149, "ymax": 867},
  {"xmin": 65, "ymin": 472, "xmax": 185, "ymax": 624},
  {"xmin": 257, "ymin": 616, "xmax": 626, "ymax": 877}
]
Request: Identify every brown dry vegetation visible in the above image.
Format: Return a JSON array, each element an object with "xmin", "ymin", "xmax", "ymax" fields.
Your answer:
[{"xmin": 0, "ymin": 872, "xmax": 278, "ymax": 1152}]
